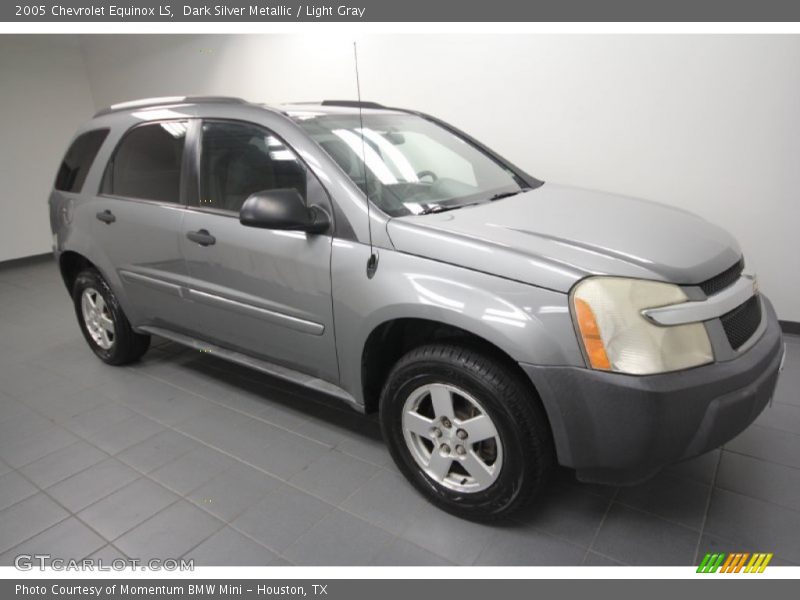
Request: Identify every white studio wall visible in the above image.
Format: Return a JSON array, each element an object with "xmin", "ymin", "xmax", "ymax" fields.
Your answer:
[
  {"xmin": 8, "ymin": 34, "xmax": 800, "ymax": 320},
  {"xmin": 0, "ymin": 36, "xmax": 96, "ymax": 263}
]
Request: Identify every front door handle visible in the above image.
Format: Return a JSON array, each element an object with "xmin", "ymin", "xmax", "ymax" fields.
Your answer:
[
  {"xmin": 96, "ymin": 210, "xmax": 116, "ymax": 224},
  {"xmin": 186, "ymin": 229, "xmax": 216, "ymax": 246}
]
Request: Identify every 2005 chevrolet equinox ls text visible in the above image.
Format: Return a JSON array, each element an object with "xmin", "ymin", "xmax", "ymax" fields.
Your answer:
[{"xmin": 49, "ymin": 96, "xmax": 785, "ymax": 519}]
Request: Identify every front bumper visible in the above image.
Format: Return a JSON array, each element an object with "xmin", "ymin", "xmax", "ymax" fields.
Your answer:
[{"xmin": 522, "ymin": 297, "xmax": 785, "ymax": 485}]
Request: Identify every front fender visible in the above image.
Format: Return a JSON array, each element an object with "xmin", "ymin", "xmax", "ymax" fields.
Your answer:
[{"xmin": 330, "ymin": 240, "xmax": 585, "ymax": 405}]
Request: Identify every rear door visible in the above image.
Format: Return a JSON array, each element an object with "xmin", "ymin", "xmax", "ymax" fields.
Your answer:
[
  {"xmin": 91, "ymin": 119, "xmax": 195, "ymax": 332},
  {"xmin": 178, "ymin": 119, "xmax": 338, "ymax": 382}
]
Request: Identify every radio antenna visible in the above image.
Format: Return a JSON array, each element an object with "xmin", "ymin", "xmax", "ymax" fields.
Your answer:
[{"xmin": 354, "ymin": 41, "xmax": 378, "ymax": 278}]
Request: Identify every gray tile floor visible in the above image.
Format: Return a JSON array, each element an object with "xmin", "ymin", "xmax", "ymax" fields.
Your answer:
[{"xmin": 1, "ymin": 258, "xmax": 799, "ymax": 566}]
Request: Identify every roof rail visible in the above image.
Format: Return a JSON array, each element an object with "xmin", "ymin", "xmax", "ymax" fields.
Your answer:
[
  {"xmin": 94, "ymin": 96, "xmax": 248, "ymax": 117},
  {"xmin": 320, "ymin": 100, "xmax": 387, "ymax": 109}
]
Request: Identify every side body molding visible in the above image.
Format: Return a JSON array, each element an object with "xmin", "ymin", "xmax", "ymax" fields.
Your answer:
[{"xmin": 118, "ymin": 268, "xmax": 326, "ymax": 336}]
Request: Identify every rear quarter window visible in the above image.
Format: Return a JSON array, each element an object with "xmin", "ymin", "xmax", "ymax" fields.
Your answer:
[{"xmin": 54, "ymin": 129, "xmax": 110, "ymax": 193}]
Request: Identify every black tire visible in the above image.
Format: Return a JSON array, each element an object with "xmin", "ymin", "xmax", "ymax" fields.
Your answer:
[
  {"xmin": 72, "ymin": 269, "xmax": 150, "ymax": 365},
  {"xmin": 379, "ymin": 343, "xmax": 554, "ymax": 521}
]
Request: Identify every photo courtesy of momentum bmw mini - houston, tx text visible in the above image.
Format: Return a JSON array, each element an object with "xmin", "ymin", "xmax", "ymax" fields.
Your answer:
[{"xmin": 51, "ymin": 96, "xmax": 785, "ymax": 520}]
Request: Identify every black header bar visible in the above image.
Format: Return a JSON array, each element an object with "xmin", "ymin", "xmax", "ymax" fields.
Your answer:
[{"xmin": 5, "ymin": 0, "xmax": 800, "ymax": 22}]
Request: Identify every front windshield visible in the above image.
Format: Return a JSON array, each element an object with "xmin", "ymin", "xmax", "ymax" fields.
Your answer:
[{"xmin": 292, "ymin": 112, "xmax": 526, "ymax": 217}]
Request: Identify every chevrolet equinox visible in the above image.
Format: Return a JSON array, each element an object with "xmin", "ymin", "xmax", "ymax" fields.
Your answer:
[{"xmin": 49, "ymin": 96, "xmax": 785, "ymax": 519}]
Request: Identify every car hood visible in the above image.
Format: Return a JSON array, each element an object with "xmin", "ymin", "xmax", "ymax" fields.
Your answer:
[{"xmin": 386, "ymin": 183, "xmax": 742, "ymax": 293}]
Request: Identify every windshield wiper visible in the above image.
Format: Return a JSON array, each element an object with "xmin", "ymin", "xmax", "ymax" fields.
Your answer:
[
  {"xmin": 418, "ymin": 203, "xmax": 478, "ymax": 216},
  {"xmin": 488, "ymin": 189, "xmax": 529, "ymax": 202},
  {"xmin": 417, "ymin": 188, "xmax": 530, "ymax": 215}
]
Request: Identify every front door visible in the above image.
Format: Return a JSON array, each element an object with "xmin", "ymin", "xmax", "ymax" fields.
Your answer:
[{"xmin": 179, "ymin": 120, "xmax": 338, "ymax": 382}]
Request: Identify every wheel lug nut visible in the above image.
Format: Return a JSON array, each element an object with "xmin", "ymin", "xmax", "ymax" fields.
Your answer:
[
  {"xmin": 431, "ymin": 427, "xmax": 442, "ymax": 438},
  {"xmin": 440, "ymin": 444, "xmax": 450, "ymax": 454},
  {"xmin": 456, "ymin": 445, "xmax": 466, "ymax": 456},
  {"xmin": 441, "ymin": 417, "xmax": 451, "ymax": 428},
  {"xmin": 456, "ymin": 429, "xmax": 468, "ymax": 440}
]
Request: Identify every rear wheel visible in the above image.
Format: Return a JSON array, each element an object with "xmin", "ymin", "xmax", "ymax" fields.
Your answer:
[
  {"xmin": 379, "ymin": 343, "xmax": 554, "ymax": 520},
  {"xmin": 72, "ymin": 269, "xmax": 150, "ymax": 365}
]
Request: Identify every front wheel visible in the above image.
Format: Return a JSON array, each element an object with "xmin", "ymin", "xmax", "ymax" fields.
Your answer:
[
  {"xmin": 379, "ymin": 343, "xmax": 554, "ymax": 520},
  {"xmin": 72, "ymin": 269, "xmax": 150, "ymax": 365}
]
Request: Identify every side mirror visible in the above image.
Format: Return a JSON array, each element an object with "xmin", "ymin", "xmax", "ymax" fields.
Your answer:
[{"xmin": 239, "ymin": 189, "xmax": 330, "ymax": 234}]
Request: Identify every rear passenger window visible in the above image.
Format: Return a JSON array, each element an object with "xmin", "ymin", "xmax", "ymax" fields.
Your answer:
[
  {"xmin": 101, "ymin": 121, "xmax": 187, "ymax": 203},
  {"xmin": 55, "ymin": 129, "xmax": 109, "ymax": 193}
]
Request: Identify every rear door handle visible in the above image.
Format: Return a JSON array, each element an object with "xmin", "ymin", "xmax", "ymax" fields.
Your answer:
[
  {"xmin": 96, "ymin": 210, "xmax": 116, "ymax": 224},
  {"xmin": 186, "ymin": 229, "xmax": 216, "ymax": 246}
]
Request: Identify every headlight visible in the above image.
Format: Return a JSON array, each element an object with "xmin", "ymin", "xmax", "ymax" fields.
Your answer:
[{"xmin": 570, "ymin": 277, "xmax": 713, "ymax": 375}]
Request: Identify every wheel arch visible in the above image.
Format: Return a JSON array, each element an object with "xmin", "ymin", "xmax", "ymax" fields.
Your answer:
[
  {"xmin": 59, "ymin": 250, "xmax": 98, "ymax": 294},
  {"xmin": 360, "ymin": 317, "xmax": 543, "ymax": 415}
]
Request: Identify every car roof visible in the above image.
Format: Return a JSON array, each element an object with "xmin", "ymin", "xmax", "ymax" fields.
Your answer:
[
  {"xmin": 92, "ymin": 96, "xmax": 405, "ymax": 119},
  {"xmin": 281, "ymin": 102, "xmax": 407, "ymax": 117}
]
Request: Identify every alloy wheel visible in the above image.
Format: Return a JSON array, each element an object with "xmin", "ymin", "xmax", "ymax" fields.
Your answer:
[
  {"xmin": 401, "ymin": 382, "xmax": 503, "ymax": 493},
  {"xmin": 81, "ymin": 287, "xmax": 115, "ymax": 350}
]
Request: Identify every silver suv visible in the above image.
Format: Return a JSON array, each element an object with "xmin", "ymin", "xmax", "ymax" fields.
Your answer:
[{"xmin": 50, "ymin": 96, "xmax": 785, "ymax": 519}]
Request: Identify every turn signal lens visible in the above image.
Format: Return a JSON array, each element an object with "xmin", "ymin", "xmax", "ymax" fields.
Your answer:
[{"xmin": 574, "ymin": 298, "xmax": 612, "ymax": 370}]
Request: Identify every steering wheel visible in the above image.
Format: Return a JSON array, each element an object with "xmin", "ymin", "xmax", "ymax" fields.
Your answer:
[{"xmin": 416, "ymin": 170, "xmax": 438, "ymax": 183}]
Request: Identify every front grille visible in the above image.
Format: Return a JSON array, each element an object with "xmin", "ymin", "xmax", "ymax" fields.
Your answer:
[
  {"xmin": 699, "ymin": 258, "xmax": 744, "ymax": 296},
  {"xmin": 721, "ymin": 294, "xmax": 762, "ymax": 350}
]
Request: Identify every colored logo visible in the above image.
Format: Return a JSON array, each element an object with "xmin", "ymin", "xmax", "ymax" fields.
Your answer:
[{"xmin": 697, "ymin": 552, "xmax": 773, "ymax": 573}]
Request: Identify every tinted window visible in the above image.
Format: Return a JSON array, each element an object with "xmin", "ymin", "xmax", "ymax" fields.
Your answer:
[
  {"xmin": 197, "ymin": 121, "xmax": 306, "ymax": 212},
  {"xmin": 55, "ymin": 129, "xmax": 109, "ymax": 193},
  {"xmin": 102, "ymin": 121, "xmax": 187, "ymax": 203}
]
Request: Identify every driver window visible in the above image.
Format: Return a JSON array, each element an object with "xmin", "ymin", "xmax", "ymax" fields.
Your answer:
[{"xmin": 197, "ymin": 121, "xmax": 307, "ymax": 212}]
